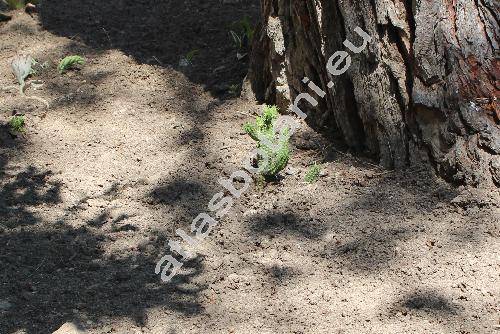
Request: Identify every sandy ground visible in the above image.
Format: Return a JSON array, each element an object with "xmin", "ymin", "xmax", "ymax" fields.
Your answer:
[{"xmin": 1, "ymin": 3, "xmax": 499, "ymax": 334}]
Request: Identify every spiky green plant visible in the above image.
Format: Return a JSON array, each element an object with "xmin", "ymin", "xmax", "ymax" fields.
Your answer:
[
  {"xmin": 58, "ymin": 55, "xmax": 85, "ymax": 74},
  {"xmin": 305, "ymin": 163, "xmax": 322, "ymax": 183},
  {"xmin": 9, "ymin": 115, "xmax": 25, "ymax": 132},
  {"xmin": 244, "ymin": 105, "xmax": 290, "ymax": 178}
]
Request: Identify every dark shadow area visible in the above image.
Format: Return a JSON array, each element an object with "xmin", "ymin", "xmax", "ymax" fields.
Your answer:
[
  {"xmin": 0, "ymin": 123, "xmax": 14, "ymax": 173},
  {"xmin": 0, "ymin": 225, "xmax": 206, "ymax": 334},
  {"xmin": 0, "ymin": 120, "xmax": 62, "ymax": 229},
  {"xmin": 402, "ymin": 291, "xmax": 458, "ymax": 314},
  {"xmin": 246, "ymin": 211, "xmax": 326, "ymax": 240},
  {"xmin": 265, "ymin": 265, "xmax": 301, "ymax": 284},
  {"xmin": 39, "ymin": 0, "xmax": 261, "ymax": 97},
  {"xmin": 0, "ymin": 163, "xmax": 207, "ymax": 333},
  {"xmin": 389, "ymin": 290, "xmax": 461, "ymax": 318},
  {"xmin": 327, "ymin": 227, "xmax": 411, "ymax": 272},
  {"xmin": 149, "ymin": 178, "xmax": 212, "ymax": 220},
  {"xmin": 0, "ymin": 165, "xmax": 62, "ymax": 229},
  {"xmin": 317, "ymin": 166, "xmax": 468, "ymax": 273},
  {"xmin": 384, "ymin": 290, "xmax": 479, "ymax": 332}
]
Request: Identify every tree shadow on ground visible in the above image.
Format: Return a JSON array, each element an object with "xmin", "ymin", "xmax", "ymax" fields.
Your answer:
[
  {"xmin": 0, "ymin": 145, "xmax": 207, "ymax": 334},
  {"xmin": 246, "ymin": 211, "xmax": 327, "ymax": 240},
  {"xmin": 0, "ymin": 224, "xmax": 206, "ymax": 334},
  {"xmin": 0, "ymin": 118, "xmax": 64, "ymax": 229},
  {"xmin": 149, "ymin": 178, "xmax": 211, "ymax": 220},
  {"xmin": 0, "ymin": 165, "xmax": 62, "ymax": 228},
  {"xmin": 315, "ymin": 165, "xmax": 467, "ymax": 272},
  {"xmin": 0, "ymin": 122, "xmax": 14, "ymax": 172},
  {"xmin": 39, "ymin": 0, "xmax": 261, "ymax": 97},
  {"xmin": 386, "ymin": 290, "xmax": 482, "ymax": 331},
  {"xmin": 398, "ymin": 290, "xmax": 459, "ymax": 315}
]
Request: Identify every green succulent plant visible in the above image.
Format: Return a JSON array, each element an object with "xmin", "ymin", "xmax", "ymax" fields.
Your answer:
[
  {"xmin": 243, "ymin": 105, "xmax": 290, "ymax": 178},
  {"xmin": 9, "ymin": 115, "xmax": 25, "ymax": 132},
  {"xmin": 305, "ymin": 163, "xmax": 322, "ymax": 183},
  {"xmin": 58, "ymin": 55, "xmax": 85, "ymax": 74}
]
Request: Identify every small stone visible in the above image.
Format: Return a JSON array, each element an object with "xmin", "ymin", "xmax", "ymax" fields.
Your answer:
[
  {"xmin": 52, "ymin": 322, "xmax": 86, "ymax": 334},
  {"xmin": 285, "ymin": 166, "xmax": 297, "ymax": 175},
  {"xmin": 0, "ymin": 300, "xmax": 12, "ymax": 311},
  {"xmin": 178, "ymin": 58, "xmax": 190, "ymax": 67}
]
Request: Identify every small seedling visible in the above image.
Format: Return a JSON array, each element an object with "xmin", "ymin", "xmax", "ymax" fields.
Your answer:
[
  {"xmin": 244, "ymin": 105, "xmax": 290, "ymax": 179},
  {"xmin": 186, "ymin": 49, "xmax": 199, "ymax": 63},
  {"xmin": 239, "ymin": 16, "xmax": 255, "ymax": 43},
  {"xmin": 9, "ymin": 115, "xmax": 25, "ymax": 132},
  {"xmin": 58, "ymin": 55, "xmax": 85, "ymax": 74},
  {"xmin": 305, "ymin": 163, "xmax": 322, "ymax": 183},
  {"xmin": 179, "ymin": 49, "xmax": 199, "ymax": 67},
  {"xmin": 229, "ymin": 16, "xmax": 255, "ymax": 51},
  {"xmin": 229, "ymin": 30, "xmax": 243, "ymax": 49}
]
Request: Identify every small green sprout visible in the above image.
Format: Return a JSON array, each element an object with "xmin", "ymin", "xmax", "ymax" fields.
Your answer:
[
  {"xmin": 179, "ymin": 49, "xmax": 199, "ymax": 67},
  {"xmin": 305, "ymin": 163, "xmax": 322, "ymax": 183},
  {"xmin": 9, "ymin": 115, "xmax": 25, "ymax": 132},
  {"xmin": 229, "ymin": 30, "xmax": 243, "ymax": 49},
  {"xmin": 239, "ymin": 16, "xmax": 255, "ymax": 42},
  {"xmin": 244, "ymin": 105, "xmax": 290, "ymax": 179},
  {"xmin": 58, "ymin": 55, "xmax": 85, "ymax": 74},
  {"xmin": 185, "ymin": 49, "xmax": 199, "ymax": 63},
  {"xmin": 229, "ymin": 16, "xmax": 255, "ymax": 50}
]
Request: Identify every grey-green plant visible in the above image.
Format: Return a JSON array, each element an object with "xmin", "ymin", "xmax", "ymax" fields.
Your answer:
[
  {"xmin": 229, "ymin": 30, "xmax": 243, "ymax": 50},
  {"xmin": 9, "ymin": 115, "xmax": 25, "ymax": 132},
  {"xmin": 58, "ymin": 55, "xmax": 85, "ymax": 74},
  {"xmin": 1, "ymin": 54, "xmax": 49, "ymax": 108},
  {"xmin": 305, "ymin": 163, "xmax": 322, "ymax": 183},
  {"xmin": 243, "ymin": 105, "xmax": 290, "ymax": 178}
]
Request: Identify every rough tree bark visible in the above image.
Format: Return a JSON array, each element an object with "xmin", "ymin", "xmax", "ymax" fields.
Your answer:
[{"xmin": 247, "ymin": 0, "xmax": 499, "ymax": 187}]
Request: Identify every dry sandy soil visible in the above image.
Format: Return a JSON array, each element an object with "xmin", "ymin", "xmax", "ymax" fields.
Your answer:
[{"xmin": 1, "ymin": 2, "xmax": 499, "ymax": 334}]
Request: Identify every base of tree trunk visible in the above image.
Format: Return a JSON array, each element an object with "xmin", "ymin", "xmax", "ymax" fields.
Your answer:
[{"xmin": 248, "ymin": 0, "xmax": 499, "ymax": 187}]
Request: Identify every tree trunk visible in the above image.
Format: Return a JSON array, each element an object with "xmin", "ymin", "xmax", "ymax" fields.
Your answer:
[{"xmin": 248, "ymin": 0, "xmax": 499, "ymax": 187}]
